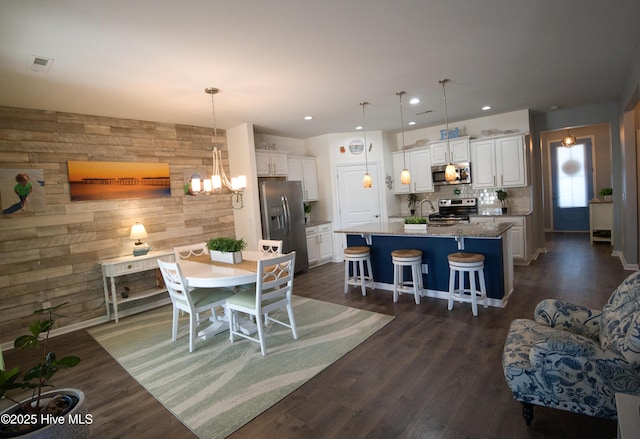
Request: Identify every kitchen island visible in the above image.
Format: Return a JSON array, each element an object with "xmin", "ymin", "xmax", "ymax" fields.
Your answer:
[{"xmin": 335, "ymin": 222, "xmax": 514, "ymax": 307}]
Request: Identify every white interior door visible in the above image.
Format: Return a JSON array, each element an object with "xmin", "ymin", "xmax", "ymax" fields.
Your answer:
[{"xmin": 336, "ymin": 164, "xmax": 381, "ymax": 229}]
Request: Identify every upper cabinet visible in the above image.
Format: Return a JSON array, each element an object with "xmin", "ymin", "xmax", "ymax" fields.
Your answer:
[
  {"xmin": 256, "ymin": 151, "xmax": 288, "ymax": 176},
  {"xmin": 393, "ymin": 147, "xmax": 433, "ymax": 194},
  {"xmin": 470, "ymin": 134, "xmax": 527, "ymax": 188},
  {"xmin": 429, "ymin": 136, "xmax": 471, "ymax": 166},
  {"xmin": 287, "ymin": 156, "xmax": 319, "ymax": 201}
]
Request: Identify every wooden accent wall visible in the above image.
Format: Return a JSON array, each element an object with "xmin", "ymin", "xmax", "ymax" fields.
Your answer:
[{"xmin": 0, "ymin": 107, "xmax": 236, "ymax": 343}]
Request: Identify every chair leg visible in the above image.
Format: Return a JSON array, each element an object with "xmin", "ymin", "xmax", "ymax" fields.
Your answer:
[
  {"xmin": 359, "ymin": 259, "xmax": 366, "ymax": 296},
  {"xmin": 366, "ymin": 258, "xmax": 374, "ymax": 290},
  {"xmin": 412, "ymin": 264, "xmax": 420, "ymax": 304},
  {"xmin": 448, "ymin": 268, "xmax": 455, "ymax": 310},
  {"xmin": 470, "ymin": 270, "xmax": 478, "ymax": 316},
  {"xmin": 522, "ymin": 402, "xmax": 534, "ymax": 426},
  {"xmin": 172, "ymin": 307, "xmax": 179, "ymax": 342},
  {"xmin": 189, "ymin": 314, "xmax": 196, "ymax": 353},
  {"xmin": 256, "ymin": 312, "xmax": 267, "ymax": 356},
  {"xmin": 479, "ymin": 268, "xmax": 488, "ymax": 308},
  {"xmin": 229, "ymin": 309, "xmax": 236, "ymax": 343},
  {"xmin": 393, "ymin": 263, "xmax": 399, "ymax": 302},
  {"xmin": 344, "ymin": 260, "xmax": 349, "ymax": 294},
  {"xmin": 286, "ymin": 303, "xmax": 298, "ymax": 339}
]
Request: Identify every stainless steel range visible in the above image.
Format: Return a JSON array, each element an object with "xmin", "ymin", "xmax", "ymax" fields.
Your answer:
[{"xmin": 429, "ymin": 198, "xmax": 478, "ymax": 224}]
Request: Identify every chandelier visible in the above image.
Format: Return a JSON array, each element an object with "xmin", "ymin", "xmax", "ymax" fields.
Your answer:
[
  {"xmin": 190, "ymin": 87, "xmax": 246, "ymax": 209},
  {"xmin": 561, "ymin": 130, "xmax": 577, "ymax": 147}
]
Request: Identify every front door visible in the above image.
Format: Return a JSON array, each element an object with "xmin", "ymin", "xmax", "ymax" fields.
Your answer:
[
  {"xmin": 551, "ymin": 138, "xmax": 594, "ymax": 231},
  {"xmin": 336, "ymin": 163, "xmax": 381, "ymax": 229}
]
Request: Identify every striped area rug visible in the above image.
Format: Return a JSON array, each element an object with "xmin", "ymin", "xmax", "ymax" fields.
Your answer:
[{"xmin": 89, "ymin": 296, "xmax": 393, "ymax": 438}]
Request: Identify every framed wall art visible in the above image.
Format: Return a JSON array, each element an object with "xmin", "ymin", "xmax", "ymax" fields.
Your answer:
[
  {"xmin": 0, "ymin": 168, "xmax": 47, "ymax": 214},
  {"xmin": 68, "ymin": 161, "xmax": 170, "ymax": 201}
]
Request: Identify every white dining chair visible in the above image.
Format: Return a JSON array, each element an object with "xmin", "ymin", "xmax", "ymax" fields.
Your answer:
[
  {"xmin": 226, "ymin": 251, "xmax": 297, "ymax": 356},
  {"xmin": 158, "ymin": 260, "xmax": 235, "ymax": 352},
  {"xmin": 257, "ymin": 239, "xmax": 283, "ymax": 255},
  {"xmin": 173, "ymin": 242, "xmax": 208, "ymax": 261}
]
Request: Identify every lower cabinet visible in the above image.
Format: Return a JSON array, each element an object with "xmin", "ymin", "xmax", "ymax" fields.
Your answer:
[
  {"xmin": 306, "ymin": 223, "xmax": 332, "ymax": 267},
  {"xmin": 589, "ymin": 201, "xmax": 613, "ymax": 244},
  {"xmin": 470, "ymin": 215, "xmax": 529, "ymax": 262}
]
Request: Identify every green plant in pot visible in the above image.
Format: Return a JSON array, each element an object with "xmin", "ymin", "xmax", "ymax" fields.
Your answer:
[
  {"xmin": 0, "ymin": 303, "xmax": 88, "ymax": 438},
  {"xmin": 599, "ymin": 187, "xmax": 612, "ymax": 201},
  {"xmin": 207, "ymin": 237, "xmax": 247, "ymax": 264},
  {"xmin": 304, "ymin": 203, "xmax": 312, "ymax": 224},
  {"xmin": 407, "ymin": 193, "xmax": 418, "ymax": 216},
  {"xmin": 496, "ymin": 189, "xmax": 508, "ymax": 213},
  {"xmin": 403, "ymin": 216, "xmax": 428, "ymax": 224}
]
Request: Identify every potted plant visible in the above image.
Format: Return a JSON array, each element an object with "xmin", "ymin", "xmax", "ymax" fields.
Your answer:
[
  {"xmin": 599, "ymin": 187, "xmax": 613, "ymax": 201},
  {"xmin": 207, "ymin": 237, "xmax": 247, "ymax": 264},
  {"xmin": 0, "ymin": 303, "xmax": 88, "ymax": 438},
  {"xmin": 496, "ymin": 189, "xmax": 508, "ymax": 213},
  {"xmin": 304, "ymin": 203, "xmax": 312, "ymax": 225},
  {"xmin": 403, "ymin": 215, "xmax": 428, "ymax": 232},
  {"xmin": 407, "ymin": 193, "xmax": 418, "ymax": 216}
]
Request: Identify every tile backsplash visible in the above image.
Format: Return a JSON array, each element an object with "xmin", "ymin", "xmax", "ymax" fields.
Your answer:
[{"xmin": 399, "ymin": 185, "xmax": 531, "ymax": 215}]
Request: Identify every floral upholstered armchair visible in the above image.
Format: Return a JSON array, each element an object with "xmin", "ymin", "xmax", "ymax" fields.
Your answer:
[{"xmin": 502, "ymin": 270, "xmax": 640, "ymax": 425}]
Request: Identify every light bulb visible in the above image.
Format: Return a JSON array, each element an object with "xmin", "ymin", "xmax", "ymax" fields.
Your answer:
[{"xmin": 363, "ymin": 173, "xmax": 372, "ymax": 188}]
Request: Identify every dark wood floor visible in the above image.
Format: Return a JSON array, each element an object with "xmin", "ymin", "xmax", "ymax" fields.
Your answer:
[{"xmin": 3, "ymin": 233, "xmax": 628, "ymax": 438}]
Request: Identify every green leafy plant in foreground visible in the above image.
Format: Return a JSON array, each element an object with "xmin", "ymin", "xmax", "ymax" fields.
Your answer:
[
  {"xmin": 0, "ymin": 303, "xmax": 81, "ymax": 412},
  {"xmin": 403, "ymin": 216, "xmax": 428, "ymax": 224}
]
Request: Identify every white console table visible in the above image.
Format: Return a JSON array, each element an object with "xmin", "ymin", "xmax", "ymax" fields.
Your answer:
[{"xmin": 100, "ymin": 250, "xmax": 175, "ymax": 322}]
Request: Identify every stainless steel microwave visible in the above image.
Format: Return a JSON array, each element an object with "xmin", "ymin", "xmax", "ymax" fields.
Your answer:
[{"xmin": 431, "ymin": 163, "xmax": 471, "ymax": 185}]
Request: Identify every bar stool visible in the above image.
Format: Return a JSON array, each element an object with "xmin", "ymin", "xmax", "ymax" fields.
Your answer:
[
  {"xmin": 447, "ymin": 252, "xmax": 488, "ymax": 316},
  {"xmin": 391, "ymin": 249, "xmax": 423, "ymax": 304},
  {"xmin": 344, "ymin": 246, "xmax": 374, "ymax": 296}
]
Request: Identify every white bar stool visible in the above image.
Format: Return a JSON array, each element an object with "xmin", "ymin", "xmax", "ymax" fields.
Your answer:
[
  {"xmin": 391, "ymin": 249, "xmax": 423, "ymax": 304},
  {"xmin": 447, "ymin": 252, "xmax": 488, "ymax": 316},
  {"xmin": 344, "ymin": 246, "xmax": 374, "ymax": 296}
]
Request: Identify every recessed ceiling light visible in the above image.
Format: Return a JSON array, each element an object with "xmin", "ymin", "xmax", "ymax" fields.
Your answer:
[
  {"xmin": 409, "ymin": 98, "xmax": 420, "ymax": 105},
  {"xmin": 408, "ymin": 121, "xmax": 416, "ymax": 126},
  {"xmin": 303, "ymin": 115, "xmax": 313, "ymax": 120},
  {"xmin": 355, "ymin": 125, "xmax": 363, "ymax": 130},
  {"xmin": 482, "ymin": 105, "xmax": 491, "ymax": 111}
]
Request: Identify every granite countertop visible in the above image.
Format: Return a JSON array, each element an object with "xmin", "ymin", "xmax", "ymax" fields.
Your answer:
[
  {"xmin": 306, "ymin": 220, "xmax": 331, "ymax": 227},
  {"xmin": 474, "ymin": 208, "xmax": 533, "ymax": 217},
  {"xmin": 334, "ymin": 221, "xmax": 513, "ymax": 238}
]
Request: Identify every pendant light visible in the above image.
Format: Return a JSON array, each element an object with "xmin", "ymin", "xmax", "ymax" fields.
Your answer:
[
  {"xmin": 397, "ymin": 91, "xmax": 410, "ymax": 185},
  {"xmin": 360, "ymin": 101, "xmax": 372, "ymax": 188},
  {"xmin": 202, "ymin": 87, "xmax": 246, "ymax": 209},
  {"xmin": 561, "ymin": 130, "xmax": 577, "ymax": 147},
  {"xmin": 439, "ymin": 79, "xmax": 457, "ymax": 181}
]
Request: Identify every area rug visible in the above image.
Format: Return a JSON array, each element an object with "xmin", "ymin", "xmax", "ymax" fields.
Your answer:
[{"xmin": 88, "ymin": 296, "xmax": 393, "ymax": 438}]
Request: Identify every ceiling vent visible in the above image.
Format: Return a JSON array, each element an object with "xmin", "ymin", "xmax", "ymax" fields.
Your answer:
[{"xmin": 28, "ymin": 55, "xmax": 54, "ymax": 73}]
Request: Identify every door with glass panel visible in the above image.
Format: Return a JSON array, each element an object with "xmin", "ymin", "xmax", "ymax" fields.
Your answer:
[{"xmin": 551, "ymin": 138, "xmax": 594, "ymax": 231}]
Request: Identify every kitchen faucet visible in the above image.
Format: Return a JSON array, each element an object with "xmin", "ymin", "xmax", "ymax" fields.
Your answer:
[{"xmin": 420, "ymin": 199, "xmax": 436, "ymax": 217}]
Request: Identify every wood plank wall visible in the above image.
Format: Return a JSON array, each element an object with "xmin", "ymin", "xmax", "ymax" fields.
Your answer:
[{"xmin": 0, "ymin": 106, "xmax": 237, "ymax": 343}]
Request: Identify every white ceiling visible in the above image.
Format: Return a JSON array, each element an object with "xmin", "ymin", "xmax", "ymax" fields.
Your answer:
[{"xmin": 1, "ymin": 0, "xmax": 639, "ymax": 139}]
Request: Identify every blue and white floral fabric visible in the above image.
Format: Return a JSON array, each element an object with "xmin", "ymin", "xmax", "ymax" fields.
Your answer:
[{"xmin": 503, "ymin": 270, "xmax": 640, "ymax": 419}]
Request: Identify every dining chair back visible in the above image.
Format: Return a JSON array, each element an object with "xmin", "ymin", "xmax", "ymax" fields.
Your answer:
[
  {"xmin": 226, "ymin": 251, "xmax": 297, "ymax": 356},
  {"xmin": 173, "ymin": 242, "xmax": 208, "ymax": 261},
  {"xmin": 257, "ymin": 239, "xmax": 283, "ymax": 255},
  {"xmin": 157, "ymin": 259, "xmax": 235, "ymax": 352}
]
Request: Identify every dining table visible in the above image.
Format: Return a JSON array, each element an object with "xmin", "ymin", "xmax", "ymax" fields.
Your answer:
[{"xmin": 178, "ymin": 250, "xmax": 281, "ymax": 339}]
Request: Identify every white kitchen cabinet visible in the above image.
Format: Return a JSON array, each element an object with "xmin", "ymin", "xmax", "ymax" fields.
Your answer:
[
  {"xmin": 470, "ymin": 134, "xmax": 526, "ymax": 189},
  {"xmin": 306, "ymin": 223, "xmax": 332, "ymax": 267},
  {"xmin": 306, "ymin": 226, "xmax": 319, "ymax": 265},
  {"xmin": 318, "ymin": 223, "xmax": 333, "ymax": 262},
  {"xmin": 470, "ymin": 215, "xmax": 528, "ymax": 261},
  {"xmin": 393, "ymin": 147, "xmax": 433, "ymax": 194},
  {"xmin": 256, "ymin": 150, "xmax": 288, "ymax": 176},
  {"xmin": 429, "ymin": 136, "xmax": 470, "ymax": 166},
  {"xmin": 589, "ymin": 201, "xmax": 613, "ymax": 244},
  {"xmin": 287, "ymin": 156, "xmax": 319, "ymax": 201}
]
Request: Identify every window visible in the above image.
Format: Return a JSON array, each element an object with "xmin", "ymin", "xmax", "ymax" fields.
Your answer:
[{"xmin": 556, "ymin": 143, "xmax": 587, "ymax": 208}]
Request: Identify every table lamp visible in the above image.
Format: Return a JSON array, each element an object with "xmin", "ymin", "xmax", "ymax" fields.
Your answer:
[{"xmin": 130, "ymin": 222, "xmax": 150, "ymax": 256}]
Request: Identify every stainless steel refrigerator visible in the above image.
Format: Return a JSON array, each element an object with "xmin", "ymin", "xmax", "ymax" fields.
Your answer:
[{"xmin": 260, "ymin": 180, "xmax": 309, "ymax": 272}]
